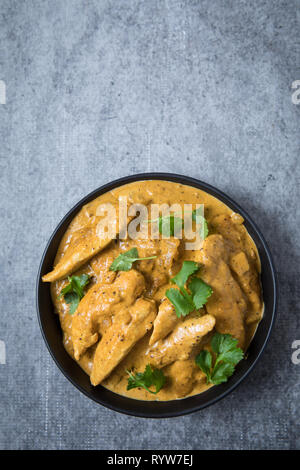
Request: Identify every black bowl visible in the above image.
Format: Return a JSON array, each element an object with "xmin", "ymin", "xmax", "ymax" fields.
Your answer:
[{"xmin": 36, "ymin": 173, "xmax": 277, "ymax": 418}]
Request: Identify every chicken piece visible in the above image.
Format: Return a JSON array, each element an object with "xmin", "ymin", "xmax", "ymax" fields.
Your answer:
[
  {"xmin": 198, "ymin": 234, "xmax": 247, "ymax": 348},
  {"xmin": 42, "ymin": 226, "xmax": 113, "ymax": 282},
  {"xmin": 147, "ymin": 314, "xmax": 215, "ymax": 368},
  {"xmin": 230, "ymin": 251, "xmax": 262, "ymax": 325},
  {"xmin": 42, "ymin": 198, "xmax": 131, "ymax": 282},
  {"xmin": 89, "ymin": 250, "xmax": 117, "ymax": 284},
  {"xmin": 90, "ymin": 298, "xmax": 156, "ymax": 385},
  {"xmin": 146, "ymin": 238, "xmax": 182, "ymax": 295},
  {"xmin": 230, "ymin": 212, "xmax": 244, "ymax": 225},
  {"xmin": 210, "ymin": 214, "xmax": 246, "ymax": 251},
  {"xmin": 168, "ymin": 360, "xmax": 198, "ymax": 398},
  {"xmin": 131, "ymin": 237, "xmax": 181, "ymax": 295},
  {"xmin": 72, "ymin": 270, "xmax": 145, "ymax": 360},
  {"xmin": 231, "ymin": 251, "xmax": 250, "ymax": 276},
  {"xmin": 156, "ymin": 238, "xmax": 182, "ymax": 276},
  {"xmin": 149, "ymin": 299, "xmax": 179, "ymax": 346}
]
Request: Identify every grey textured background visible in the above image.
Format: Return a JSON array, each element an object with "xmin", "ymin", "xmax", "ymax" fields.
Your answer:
[{"xmin": 0, "ymin": 0, "xmax": 299, "ymax": 450}]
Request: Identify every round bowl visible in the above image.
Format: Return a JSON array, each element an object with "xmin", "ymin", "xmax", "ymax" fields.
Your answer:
[{"xmin": 36, "ymin": 173, "xmax": 277, "ymax": 418}]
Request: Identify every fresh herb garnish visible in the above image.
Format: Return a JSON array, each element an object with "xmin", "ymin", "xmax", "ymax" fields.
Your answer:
[
  {"xmin": 148, "ymin": 215, "xmax": 183, "ymax": 237},
  {"xmin": 171, "ymin": 260, "xmax": 199, "ymax": 287},
  {"xmin": 192, "ymin": 208, "xmax": 209, "ymax": 239},
  {"xmin": 165, "ymin": 261, "xmax": 212, "ymax": 318},
  {"xmin": 188, "ymin": 277, "xmax": 213, "ymax": 309},
  {"xmin": 195, "ymin": 332, "xmax": 244, "ymax": 385},
  {"xmin": 126, "ymin": 364, "xmax": 166, "ymax": 394},
  {"xmin": 109, "ymin": 248, "xmax": 157, "ymax": 272},
  {"xmin": 165, "ymin": 288, "xmax": 195, "ymax": 317},
  {"xmin": 59, "ymin": 274, "xmax": 90, "ymax": 314},
  {"xmin": 148, "ymin": 209, "xmax": 208, "ymax": 239}
]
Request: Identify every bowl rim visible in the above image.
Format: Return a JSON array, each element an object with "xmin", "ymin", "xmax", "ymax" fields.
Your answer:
[{"xmin": 36, "ymin": 172, "xmax": 277, "ymax": 418}]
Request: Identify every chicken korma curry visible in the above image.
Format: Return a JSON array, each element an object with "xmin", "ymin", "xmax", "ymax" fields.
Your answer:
[{"xmin": 43, "ymin": 180, "xmax": 263, "ymax": 400}]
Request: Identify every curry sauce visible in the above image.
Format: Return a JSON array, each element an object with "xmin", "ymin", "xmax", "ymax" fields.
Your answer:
[{"xmin": 43, "ymin": 180, "xmax": 264, "ymax": 401}]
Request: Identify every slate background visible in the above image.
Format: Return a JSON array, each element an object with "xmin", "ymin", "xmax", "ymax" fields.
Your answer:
[{"xmin": 0, "ymin": 0, "xmax": 299, "ymax": 450}]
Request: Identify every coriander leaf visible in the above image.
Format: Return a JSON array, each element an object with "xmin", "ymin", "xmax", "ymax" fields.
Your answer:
[
  {"xmin": 127, "ymin": 371, "xmax": 146, "ymax": 390},
  {"xmin": 158, "ymin": 215, "xmax": 183, "ymax": 237},
  {"xmin": 150, "ymin": 367, "xmax": 166, "ymax": 393},
  {"xmin": 165, "ymin": 288, "xmax": 195, "ymax": 318},
  {"xmin": 149, "ymin": 210, "xmax": 208, "ymax": 238},
  {"xmin": 188, "ymin": 277, "xmax": 213, "ymax": 309},
  {"xmin": 166, "ymin": 261, "xmax": 212, "ymax": 318},
  {"xmin": 217, "ymin": 347, "xmax": 244, "ymax": 366},
  {"xmin": 192, "ymin": 208, "xmax": 209, "ymax": 239},
  {"xmin": 212, "ymin": 333, "xmax": 243, "ymax": 366},
  {"xmin": 211, "ymin": 362, "xmax": 235, "ymax": 385},
  {"xmin": 70, "ymin": 274, "xmax": 90, "ymax": 298},
  {"xmin": 109, "ymin": 248, "xmax": 157, "ymax": 272},
  {"xmin": 59, "ymin": 282, "xmax": 72, "ymax": 298},
  {"xmin": 171, "ymin": 261, "xmax": 199, "ymax": 290},
  {"xmin": 110, "ymin": 247, "xmax": 138, "ymax": 271},
  {"xmin": 195, "ymin": 350, "xmax": 212, "ymax": 383},
  {"xmin": 59, "ymin": 274, "xmax": 90, "ymax": 315},
  {"xmin": 142, "ymin": 364, "xmax": 155, "ymax": 388},
  {"xmin": 195, "ymin": 332, "xmax": 244, "ymax": 386},
  {"xmin": 211, "ymin": 332, "xmax": 238, "ymax": 355},
  {"xmin": 126, "ymin": 364, "xmax": 166, "ymax": 394},
  {"xmin": 64, "ymin": 292, "xmax": 80, "ymax": 315}
]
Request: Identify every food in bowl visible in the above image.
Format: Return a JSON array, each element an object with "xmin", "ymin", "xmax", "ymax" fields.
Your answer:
[{"xmin": 42, "ymin": 180, "xmax": 264, "ymax": 401}]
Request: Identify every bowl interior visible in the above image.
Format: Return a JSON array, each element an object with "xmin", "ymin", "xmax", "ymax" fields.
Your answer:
[{"xmin": 37, "ymin": 173, "xmax": 277, "ymax": 418}]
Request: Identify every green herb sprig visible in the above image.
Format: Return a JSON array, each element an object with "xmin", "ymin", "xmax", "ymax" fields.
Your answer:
[
  {"xmin": 109, "ymin": 248, "xmax": 157, "ymax": 272},
  {"xmin": 126, "ymin": 364, "xmax": 166, "ymax": 394},
  {"xmin": 148, "ymin": 215, "xmax": 184, "ymax": 237},
  {"xmin": 59, "ymin": 274, "xmax": 90, "ymax": 314},
  {"xmin": 195, "ymin": 332, "xmax": 244, "ymax": 385},
  {"xmin": 165, "ymin": 261, "xmax": 212, "ymax": 318},
  {"xmin": 148, "ymin": 209, "xmax": 208, "ymax": 239},
  {"xmin": 192, "ymin": 208, "xmax": 209, "ymax": 239}
]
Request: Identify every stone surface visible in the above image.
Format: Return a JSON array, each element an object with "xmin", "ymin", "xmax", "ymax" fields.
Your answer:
[{"xmin": 0, "ymin": 0, "xmax": 299, "ymax": 450}]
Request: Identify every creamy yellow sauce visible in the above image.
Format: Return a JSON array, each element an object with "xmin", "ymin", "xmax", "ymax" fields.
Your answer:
[{"xmin": 43, "ymin": 180, "xmax": 263, "ymax": 401}]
